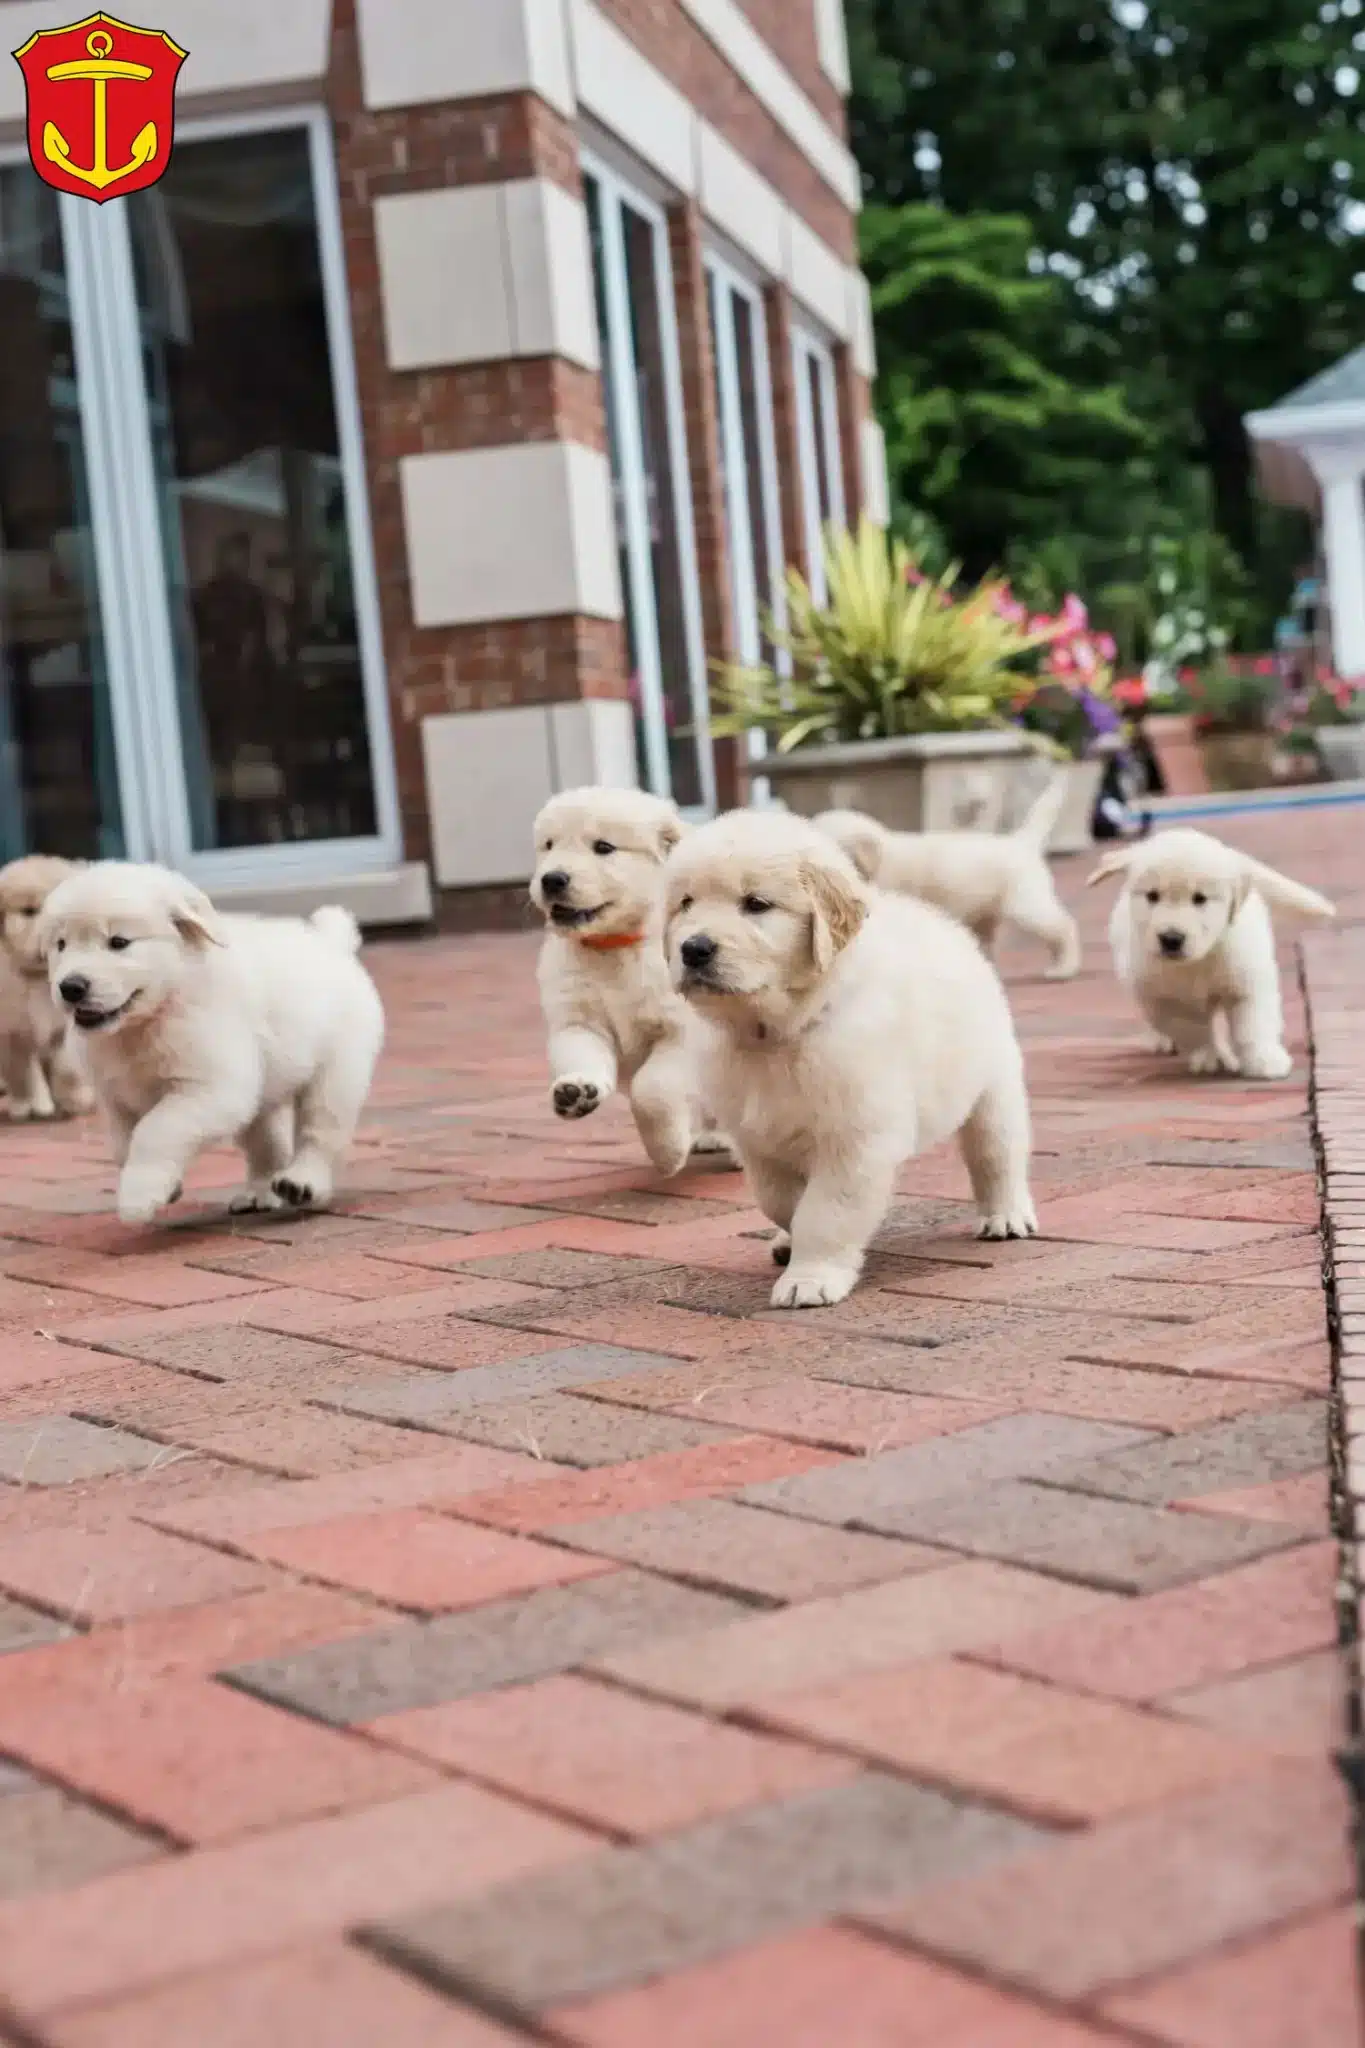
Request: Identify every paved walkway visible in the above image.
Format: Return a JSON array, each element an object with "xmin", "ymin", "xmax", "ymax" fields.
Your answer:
[{"xmin": 0, "ymin": 810, "xmax": 1360, "ymax": 2046}]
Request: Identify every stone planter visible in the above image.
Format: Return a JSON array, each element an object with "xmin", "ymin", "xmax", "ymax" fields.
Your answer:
[
  {"xmin": 761, "ymin": 730, "xmax": 1035, "ymax": 834},
  {"xmin": 1044, "ymin": 748, "xmax": 1113, "ymax": 854},
  {"xmin": 1198, "ymin": 729, "xmax": 1279, "ymax": 792},
  {"xmin": 1315, "ymin": 725, "xmax": 1365, "ymax": 781},
  {"xmin": 1142, "ymin": 712, "xmax": 1208, "ymax": 796}
]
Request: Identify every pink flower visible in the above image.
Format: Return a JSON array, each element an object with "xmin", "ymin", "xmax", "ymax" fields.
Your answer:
[
  {"xmin": 1252, "ymin": 656, "xmax": 1276, "ymax": 676},
  {"xmin": 1049, "ymin": 645, "xmax": 1075, "ymax": 676},
  {"xmin": 994, "ymin": 595, "xmax": 1028, "ymax": 624},
  {"xmin": 1096, "ymin": 632, "xmax": 1117, "ymax": 662},
  {"xmin": 1060, "ymin": 593, "xmax": 1089, "ymax": 632},
  {"xmin": 904, "ymin": 563, "xmax": 925, "ymax": 585},
  {"xmin": 1073, "ymin": 639, "xmax": 1097, "ymax": 676}
]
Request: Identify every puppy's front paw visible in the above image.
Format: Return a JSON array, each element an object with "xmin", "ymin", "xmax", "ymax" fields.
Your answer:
[
  {"xmin": 770, "ymin": 1262, "xmax": 857, "ymax": 1309},
  {"xmin": 770, "ymin": 1231, "xmax": 792, "ymax": 1268},
  {"xmin": 229, "ymin": 1184, "xmax": 287, "ymax": 1215},
  {"xmin": 1239, "ymin": 1045, "xmax": 1294, "ymax": 1081},
  {"xmin": 1188, "ymin": 1045, "xmax": 1239, "ymax": 1076},
  {"xmin": 978, "ymin": 1195, "xmax": 1038, "ymax": 1241},
  {"xmin": 117, "ymin": 1166, "xmax": 179, "ymax": 1225},
  {"xmin": 641, "ymin": 1128, "xmax": 692, "ymax": 1179},
  {"xmin": 1145, "ymin": 1032, "xmax": 1178, "ymax": 1056},
  {"xmin": 272, "ymin": 1167, "xmax": 332, "ymax": 1211},
  {"xmin": 690, "ymin": 1128, "xmax": 739, "ymax": 1166},
  {"xmin": 552, "ymin": 1076, "xmax": 602, "ymax": 1120}
]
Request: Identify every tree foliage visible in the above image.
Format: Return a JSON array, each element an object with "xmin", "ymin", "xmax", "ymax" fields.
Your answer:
[{"xmin": 847, "ymin": 0, "xmax": 1352, "ymax": 620}]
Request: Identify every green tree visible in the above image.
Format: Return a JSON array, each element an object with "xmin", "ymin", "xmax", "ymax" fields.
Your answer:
[
  {"xmin": 847, "ymin": 0, "xmax": 1351, "ymax": 591},
  {"xmin": 861, "ymin": 201, "xmax": 1148, "ymax": 580}
]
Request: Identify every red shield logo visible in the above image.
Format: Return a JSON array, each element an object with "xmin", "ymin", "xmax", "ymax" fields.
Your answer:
[{"xmin": 12, "ymin": 12, "xmax": 187, "ymax": 204}]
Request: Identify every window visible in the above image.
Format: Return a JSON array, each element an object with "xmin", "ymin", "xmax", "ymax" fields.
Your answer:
[
  {"xmin": 793, "ymin": 326, "xmax": 845, "ymax": 603},
  {"xmin": 0, "ymin": 169, "xmax": 123, "ymax": 859},
  {"xmin": 0, "ymin": 112, "xmax": 398, "ymax": 884},
  {"xmin": 583, "ymin": 155, "xmax": 712, "ymax": 813},
  {"xmin": 706, "ymin": 257, "xmax": 783, "ymax": 671}
]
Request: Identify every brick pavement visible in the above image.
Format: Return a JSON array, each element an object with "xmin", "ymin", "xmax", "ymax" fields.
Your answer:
[{"xmin": 0, "ymin": 808, "xmax": 1359, "ymax": 2043}]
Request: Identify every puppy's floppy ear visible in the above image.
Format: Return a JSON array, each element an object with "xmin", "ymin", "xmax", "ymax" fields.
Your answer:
[
  {"xmin": 1237, "ymin": 855, "xmax": 1336, "ymax": 923},
  {"xmin": 169, "ymin": 881, "xmax": 227, "ymax": 948},
  {"xmin": 801, "ymin": 854, "xmax": 867, "ymax": 973},
  {"xmin": 1085, "ymin": 847, "xmax": 1138, "ymax": 888},
  {"xmin": 839, "ymin": 823, "xmax": 883, "ymax": 884},
  {"xmin": 656, "ymin": 808, "xmax": 685, "ymax": 859}
]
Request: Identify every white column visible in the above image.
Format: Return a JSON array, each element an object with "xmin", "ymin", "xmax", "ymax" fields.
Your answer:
[{"xmin": 1319, "ymin": 469, "xmax": 1365, "ymax": 679}]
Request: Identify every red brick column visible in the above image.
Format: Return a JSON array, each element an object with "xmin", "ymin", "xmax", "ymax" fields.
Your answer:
[
  {"xmin": 326, "ymin": 0, "xmax": 626, "ymax": 877},
  {"xmin": 763, "ymin": 282, "xmax": 809, "ymax": 579},
  {"xmin": 667, "ymin": 199, "xmax": 742, "ymax": 808}
]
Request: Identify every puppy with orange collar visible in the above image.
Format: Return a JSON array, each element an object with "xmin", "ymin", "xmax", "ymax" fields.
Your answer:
[{"xmin": 530, "ymin": 787, "xmax": 732, "ymax": 1176}]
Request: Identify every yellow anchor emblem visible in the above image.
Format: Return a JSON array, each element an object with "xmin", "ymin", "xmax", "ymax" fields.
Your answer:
[
  {"xmin": 43, "ymin": 28, "xmax": 156, "ymax": 191},
  {"xmin": 13, "ymin": 13, "xmax": 188, "ymax": 204}
]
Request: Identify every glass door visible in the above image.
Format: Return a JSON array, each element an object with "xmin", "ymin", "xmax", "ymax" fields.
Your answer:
[
  {"xmin": 583, "ymin": 155, "xmax": 713, "ymax": 814},
  {"xmin": 0, "ymin": 112, "xmax": 399, "ymax": 886},
  {"xmin": 0, "ymin": 167, "xmax": 128, "ymax": 860},
  {"xmin": 793, "ymin": 325, "xmax": 846, "ymax": 604}
]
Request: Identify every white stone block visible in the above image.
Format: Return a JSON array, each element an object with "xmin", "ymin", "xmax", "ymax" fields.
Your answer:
[{"xmin": 356, "ymin": 0, "xmax": 574, "ymax": 116}]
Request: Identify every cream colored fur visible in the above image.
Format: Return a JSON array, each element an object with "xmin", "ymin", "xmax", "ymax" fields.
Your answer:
[
  {"xmin": 0, "ymin": 855, "xmax": 93, "ymax": 1121},
  {"xmin": 814, "ymin": 773, "xmax": 1080, "ymax": 978},
  {"xmin": 1087, "ymin": 827, "xmax": 1335, "ymax": 1080},
  {"xmin": 664, "ymin": 807, "xmax": 1037, "ymax": 1309},
  {"xmin": 531, "ymin": 787, "xmax": 732, "ymax": 1177},
  {"xmin": 38, "ymin": 862, "xmax": 384, "ymax": 1224}
]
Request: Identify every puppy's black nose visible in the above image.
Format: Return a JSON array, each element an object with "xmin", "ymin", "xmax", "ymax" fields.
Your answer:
[
  {"xmin": 1157, "ymin": 930, "xmax": 1185, "ymax": 957},
  {"xmin": 681, "ymin": 934, "xmax": 718, "ymax": 970},
  {"xmin": 540, "ymin": 869, "xmax": 570, "ymax": 899},
  {"xmin": 58, "ymin": 974, "xmax": 91, "ymax": 1005}
]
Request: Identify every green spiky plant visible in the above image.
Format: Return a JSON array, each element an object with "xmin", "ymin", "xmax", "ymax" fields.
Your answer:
[{"xmin": 710, "ymin": 518, "xmax": 1053, "ymax": 752}]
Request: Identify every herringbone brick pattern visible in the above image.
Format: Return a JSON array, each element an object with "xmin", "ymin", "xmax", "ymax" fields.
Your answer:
[{"xmin": 0, "ymin": 808, "xmax": 1358, "ymax": 2044}]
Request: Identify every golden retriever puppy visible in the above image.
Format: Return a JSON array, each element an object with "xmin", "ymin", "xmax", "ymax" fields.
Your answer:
[
  {"xmin": 0, "ymin": 854, "xmax": 93, "ymax": 1121},
  {"xmin": 664, "ymin": 808, "xmax": 1037, "ymax": 1308},
  {"xmin": 39, "ymin": 862, "xmax": 384, "ymax": 1224},
  {"xmin": 1087, "ymin": 827, "xmax": 1334, "ymax": 1080},
  {"xmin": 814, "ymin": 773, "xmax": 1080, "ymax": 978},
  {"xmin": 531, "ymin": 786, "xmax": 732, "ymax": 1177}
]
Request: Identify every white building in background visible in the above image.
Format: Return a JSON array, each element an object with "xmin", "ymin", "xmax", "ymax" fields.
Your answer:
[{"xmin": 1246, "ymin": 348, "xmax": 1365, "ymax": 680}]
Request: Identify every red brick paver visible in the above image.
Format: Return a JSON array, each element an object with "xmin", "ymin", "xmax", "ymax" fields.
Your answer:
[{"xmin": 0, "ymin": 808, "xmax": 1358, "ymax": 2039}]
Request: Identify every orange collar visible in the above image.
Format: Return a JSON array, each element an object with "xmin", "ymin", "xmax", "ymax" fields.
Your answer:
[{"xmin": 578, "ymin": 930, "xmax": 646, "ymax": 951}]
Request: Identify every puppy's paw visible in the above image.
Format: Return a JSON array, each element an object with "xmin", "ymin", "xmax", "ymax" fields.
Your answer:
[
  {"xmin": 229, "ymin": 1184, "xmax": 287, "ymax": 1216},
  {"xmin": 1145, "ymin": 1032, "xmax": 1179, "ymax": 1056},
  {"xmin": 1043, "ymin": 957, "xmax": 1081, "ymax": 982},
  {"xmin": 641, "ymin": 1129, "xmax": 692, "ymax": 1180},
  {"xmin": 690, "ymin": 1128, "xmax": 738, "ymax": 1163},
  {"xmin": 4, "ymin": 1102, "xmax": 35, "ymax": 1125},
  {"xmin": 1188, "ymin": 1045, "xmax": 1240, "ymax": 1077},
  {"xmin": 770, "ymin": 1231, "xmax": 792, "ymax": 1268},
  {"xmin": 272, "ymin": 1165, "xmax": 333, "ymax": 1211},
  {"xmin": 770, "ymin": 1262, "xmax": 857, "ymax": 1309},
  {"xmin": 53, "ymin": 1088, "xmax": 96, "ymax": 1119},
  {"xmin": 1238, "ymin": 1045, "xmax": 1294, "ymax": 1081},
  {"xmin": 552, "ymin": 1076, "xmax": 602, "ymax": 1120},
  {"xmin": 117, "ymin": 1165, "xmax": 179, "ymax": 1225},
  {"xmin": 978, "ymin": 1195, "xmax": 1039, "ymax": 1241}
]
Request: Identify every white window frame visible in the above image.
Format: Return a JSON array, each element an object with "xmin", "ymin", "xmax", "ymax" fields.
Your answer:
[
  {"xmin": 705, "ymin": 251, "xmax": 785, "ymax": 671},
  {"xmin": 1, "ymin": 108, "xmax": 401, "ymax": 886},
  {"xmin": 582, "ymin": 148, "xmax": 714, "ymax": 816},
  {"xmin": 792, "ymin": 323, "xmax": 846, "ymax": 605}
]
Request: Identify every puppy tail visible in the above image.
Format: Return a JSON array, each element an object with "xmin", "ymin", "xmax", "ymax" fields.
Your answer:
[
  {"xmin": 310, "ymin": 905, "xmax": 363, "ymax": 955},
  {"xmin": 1240, "ymin": 858, "xmax": 1336, "ymax": 923},
  {"xmin": 1012, "ymin": 770, "xmax": 1069, "ymax": 851}
]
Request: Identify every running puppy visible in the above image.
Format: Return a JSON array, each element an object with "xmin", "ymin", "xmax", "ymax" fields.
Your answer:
[
  {"xmin": 815, "ymin": 773, "xmax": 1081, "ymax": 978},
  {"xmin": 665, "ymin": 808, "xmax": 1037, "ymax": 1309},
  {"xmin": 1087, "ymin": 827, "xmax": 1334, "ymax": 1079},
  {"xmin": 0, "ymin": 855, "xmax": 93, "ymax": 1122},
  {"xmin": 38, "ymin": 862, "xmax": 384, "ymax": 1224},
  {"xmin": 532, "ymin": 786, "xmax": 732, "ymax": 1177}
]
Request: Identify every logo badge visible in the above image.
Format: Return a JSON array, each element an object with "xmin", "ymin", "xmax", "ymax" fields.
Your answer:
[{"xmin": 12, "ymin": 12, "xmax": 187, "ymax": 203}]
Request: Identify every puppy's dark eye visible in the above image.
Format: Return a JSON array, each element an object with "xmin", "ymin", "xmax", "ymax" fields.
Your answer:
[
  {"xmin": 677, "ymin": 894, "xmax": 693, "ymax": 914},
  {"xmin": 741, "ymin": 894, "xmax": 774, "ymax": 916},
  {"xmin": 542, "ymin": 839, "xmax": 554, "ymax": 851},
  {"xmin": 20, "ymin": 908, "xmax": 36, "ymax": 919},
  {"xmin": 55, "ymin": 938, "xmax": 66, "ymax": 953},
  {"xmin": 108, "ymin": 935, "xmax": 131, "ymax": 952},
  {"xmin": 1191, "ymin": 891, "xmax": 1207, "ymax": 907},
  {"xmin": 592, "ymin": 840, "xmax": 616, "ymax": 857},
  {"xmin": 1145, "ymin": 889, "xmax": 1161, "ymax": 904}
]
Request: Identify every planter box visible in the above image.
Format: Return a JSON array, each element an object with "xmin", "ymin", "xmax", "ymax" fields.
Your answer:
[
  {"xmin": 1041, "ymin": 749, "xmax": 1111, "ymax": 854},
  {"xmin": 1143, "ymin": 713, "xmax": 1208, "ymax": 796},
  {"xmin": 761, "ymin": 730, "xmax": 1035, "ymax": 834},
  {"xmin": 1198, "ymin": 730, "xmax": 1278, "ymax": 792},
  {"xmin": 1315, "ymin": 725, "xmax": 1365, "ymax": 780}
]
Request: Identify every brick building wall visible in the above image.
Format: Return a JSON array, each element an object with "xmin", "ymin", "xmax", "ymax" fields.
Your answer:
[{"xmin": 328, "ymin": 0, "xmax": 881, "ymax": 923}]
